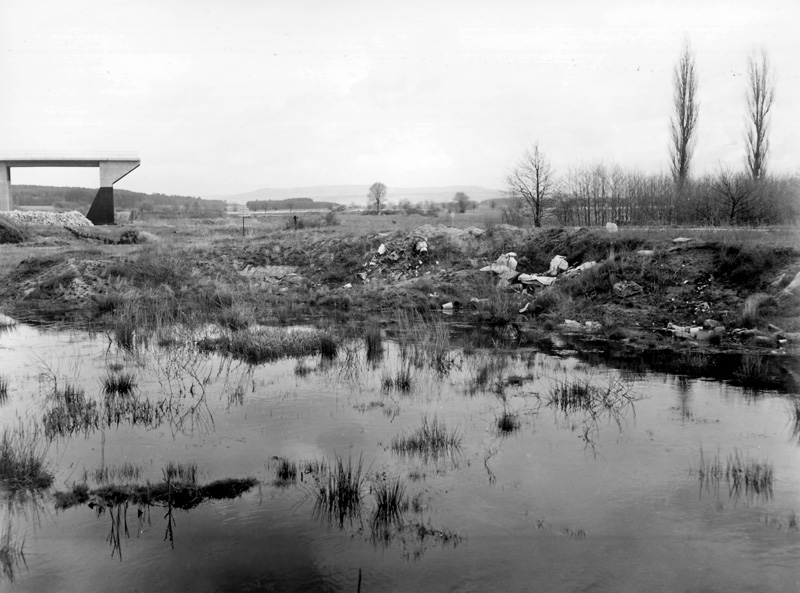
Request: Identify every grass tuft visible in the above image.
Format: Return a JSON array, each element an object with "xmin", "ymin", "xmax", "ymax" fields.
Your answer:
[
  {"xmin": 102, "ymin": 372, "xmax": 137, "ymax": 397},
  {"xmin": 496, "ymin": 409, "xmax": 521, "ymax": 434},
  {"xmin": 391, "ymin": 415, "xmax": 462, "ymax": 459},
  {"xmin": 43, "ymin": 384, "xmax": 100, "ymax": 438},
  {"xmin": 198, "ymin": 326, "xmax": 338, "ymax": 364},
  {"xmin": 0, "ymin": 376, "xmax": 8, "ymax": 403},
  {"xmin": 0, "ymin": 424, "xmax": 53, "ymax": 491},
  {"xmin": 381, "ymin": 363, "xmax": 414, "ymax": 393},
  {"xmin": 163, "ymin": 461, "xmax": 198, "ymax": 485},
  {"xmin": 273, "ymin": 457, "xmax": 297, "ymax": 485},
  {"xmin": 310, "ymin": 454, "xmax": 366, "ymax": 527}
]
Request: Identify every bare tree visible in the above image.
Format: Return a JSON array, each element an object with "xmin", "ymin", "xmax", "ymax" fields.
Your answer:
[
  {"xmin": 669, "ymin": 40, "xmax": 699, "ymax": 191},
  {"xmin": 505, "ymin": 142, "xmax": 554, "ymax": 227},
  {"xmin": 745, "ymin": 48, "xmax": 776, "ymax": 180},
  {"xmin": 367, "ymin": 182, "xmax": 387, "ymax": 214},
  {"xmin": 714, "ymin": 167, "xmax": 755, "ymax": 224},
  {"xmin": 453, "ymin": 192, "xmax": 470, "ymax": 213}
]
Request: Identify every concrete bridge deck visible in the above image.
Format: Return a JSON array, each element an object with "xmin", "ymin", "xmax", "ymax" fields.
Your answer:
[{"xmin": 0, "ymin": 153, "xmax": 140, "ymax": 225}]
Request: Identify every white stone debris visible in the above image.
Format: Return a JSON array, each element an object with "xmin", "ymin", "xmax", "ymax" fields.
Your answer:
[{"xmin": 3, "ymin": 210, "xmax": 93, "ymax": 227}]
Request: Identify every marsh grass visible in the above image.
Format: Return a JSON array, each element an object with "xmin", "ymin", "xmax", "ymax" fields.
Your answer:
[
  {"xmin": 0, "ymin": 376, "xmax": 8, "ymax": 403},
  {"xmin": 273, "ymin": 457, "xmax": 298, "ymax": 485},
  {"xmin": 467, "ymin": 355, "xmax": 509, "ymax": 396},
  {"xmin": 371, "ymin": 476, "xmax": 409, "ymax": 545},
  {"xmin": 391, "ymin": 415, "xmax": 462, "ymax": 459},
  {"xmin": 311, "ymin": 454, "xmax": 366, "ymax": 527},
  {"xmin": 496, "ymin": 408, "xmax": 521, "ymax": 434},
  {"xmin": 726, "ymin": 450, "xmax": 773, "ymax": 501},
  {"xmin": 93, "ymin": 461, "xmax": 142, "ymax": 484},
  {"xmin": 198, "ymin": 326, "xmax": 338, "ymax": 364},
  {"xmin": 695, "ymin": 447, "xmax": 774, "ymax": 501},
  {"xmin": 544, "ymin": 375, "xmax": 638, "ymax": 451},
  {"xmin": 163, "ymin": 461, "xmax": 198, "ymax": 485},
  {"xmin": 396, "ymin": 311, "xmax": 458, "ymax": 374},
  {"xmin": 102, "ymin": 372, "xmax": 137, "ymax": 397},
  {"xmin": 53, "ymin": 476, "xmax": 258, "ymax": 511},
  {"xmin": 381, "ymin": 363, "xmax": 414, "ymax": 393},
  {"xmin": 733, "ymin": 355, "xmax": 777, "ymax": 391},
  {"xmin": 0, "ymin": 425, "xmax": 52, "ymax": 491},
  {"xmin": 43, "ymin": 384, "xmax": 100, "ymax": 438}
]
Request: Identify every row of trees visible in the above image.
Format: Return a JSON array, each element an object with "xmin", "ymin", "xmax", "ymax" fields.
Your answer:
[{"xmin": 505, "ymin": 43, "xmax": 796, "ymax": 227}]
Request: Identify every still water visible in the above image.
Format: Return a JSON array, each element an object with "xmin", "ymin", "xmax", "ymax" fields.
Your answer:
[{"xmin": 0, "ymin": 324, "xmax": 798, "ymax": 592}]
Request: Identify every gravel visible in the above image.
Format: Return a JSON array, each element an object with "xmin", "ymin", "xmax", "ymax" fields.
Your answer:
[{"xmin": 2, "ymin": 210, "xmax": 93, "ymax": 226}]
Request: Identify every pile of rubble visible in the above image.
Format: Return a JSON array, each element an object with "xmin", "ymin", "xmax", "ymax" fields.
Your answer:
[
  {"xmin": 2, "ymin": 210, "xmax": 93, "ymax": 227},
  {"xmin": 480, "ymin": 252, "xmax": 599, "ymax": 288},
  {"xmin": 353, "ymin": 234, "xmax": 434, "ymax": 286},
  {"xmin": 20, "ymin": 258, "xmax": 112, "ymax": 302}
]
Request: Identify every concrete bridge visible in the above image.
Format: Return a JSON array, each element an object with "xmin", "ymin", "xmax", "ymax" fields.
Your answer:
[{"xmin": 0, "ymin": 153, "xmax": 140, "ymax": 225}]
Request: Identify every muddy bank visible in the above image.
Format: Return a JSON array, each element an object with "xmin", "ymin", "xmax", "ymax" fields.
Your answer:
[{"xmin": 0, "ymin": 220, "xmax": 798, "ymax": 358}]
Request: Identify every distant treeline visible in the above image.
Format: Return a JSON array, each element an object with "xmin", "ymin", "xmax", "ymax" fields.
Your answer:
[
  {"xmin": 246, "ymin": 198, "xmax": 340, "ymax": 212},
  {"xmin": 11, "ymin": 185, "xmax": 226, "ymax": 214}
]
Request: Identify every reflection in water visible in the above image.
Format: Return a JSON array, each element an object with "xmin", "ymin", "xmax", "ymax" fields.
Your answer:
[
  {"xmin": 695, "ymin": 448, "xmax": 775, "ymax": 503},
  {"xmin": 540, "ymin": 373, "xmax": 639, "ymax": 454}
]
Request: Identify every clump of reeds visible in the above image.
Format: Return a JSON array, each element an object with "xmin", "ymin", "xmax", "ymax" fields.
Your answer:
[
  {"xmin": 102, "ymin": 372, "xmax": 137, "ymax": 397},
  {"xmin": 273, "ymin": 457, "xmax": 297, "ymax": 485},
  {"xmin": 0, "ymin": 376, "xmax": 8, "ymax": 403},
  {"xmin": 695, "ymin": 447, "xmax": 774, "ymax": 501},
  {"xmin": 496, "ymin": 409, "xmax": 520, "ymax": 434},
  {"xmin": 93, "ymin": 461, "xmax": 142, "ymax": 484},
  {"xmin": 733, "ymin": 355, "xmax": 774, "ymax": 391},
  {"xmin": 319, "ymin": 332, "xmax": 338, "ymax": 359},
  {"xmin": 43, "ymin": 384, "xmax": 100, "ymax": 438},
  {"xmin": 364, "ymin": 324, "xmax": 383, "ymax": 363},
  {"xmin": 546, "ymin": 378, "xmax": 594, "ymax": 411},
  {"xmin": 381, "ymin": 364, "xmax": 413, "ymax": 393},
  {"xmin": 370, "ymin": 476, "xmax": 409, "ymax": 545},
  {"xmin": 391, "ymin": 415, "xmax": 462, "ymax": 458},
  {"xmin": 163, "ymin": 461, "xmax": 198, "ymax": 485},
  {"xmin": 726, "ymin": 450, "xmax": 773, "ymax": 500},
  {"xmin": 198, "ymin": 326, "xmax": 338, "ymax": 364},
  {"xmin": 0, "ymin": 424, "xmax": 53, "ymax": 491},
  {"xmin": 396, "ymin": 311, "xmax": 457, "ymax": 375},
  {"xmin": 311, "ymin": 454, "xmax": 366, "ymax": 527}
]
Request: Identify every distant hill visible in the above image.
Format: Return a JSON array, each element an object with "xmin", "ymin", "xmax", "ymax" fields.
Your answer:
[
  {"xmin": 212, "ymin": 185, "xmax": 504, "ymax": 206},
  {"xmin": 10, "ymin": 184, "xmax": 226, "ymax": 213}
]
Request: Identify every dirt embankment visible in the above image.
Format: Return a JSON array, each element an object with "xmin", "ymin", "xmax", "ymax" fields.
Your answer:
[{"xmin": 0, "ymin": 221, "xmax": 798, "ymax": 357}]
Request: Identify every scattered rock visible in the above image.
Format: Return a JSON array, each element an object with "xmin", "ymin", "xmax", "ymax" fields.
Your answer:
[
  {"xmin": 613, "ymin": 281, "xmax": 643, "ymax": 297},
  {"xmin": 0, "ymin": 313, "xmax": 17, "ymax": 326},
  {"xmin": 605, "ymin": 222, "xmax": 618, "ymax": 233}
]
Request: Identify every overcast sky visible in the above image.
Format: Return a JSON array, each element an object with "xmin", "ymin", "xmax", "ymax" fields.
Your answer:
[{"xmin": 1, "ymin": 1, "xmax": 797, "ymax": 197}]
